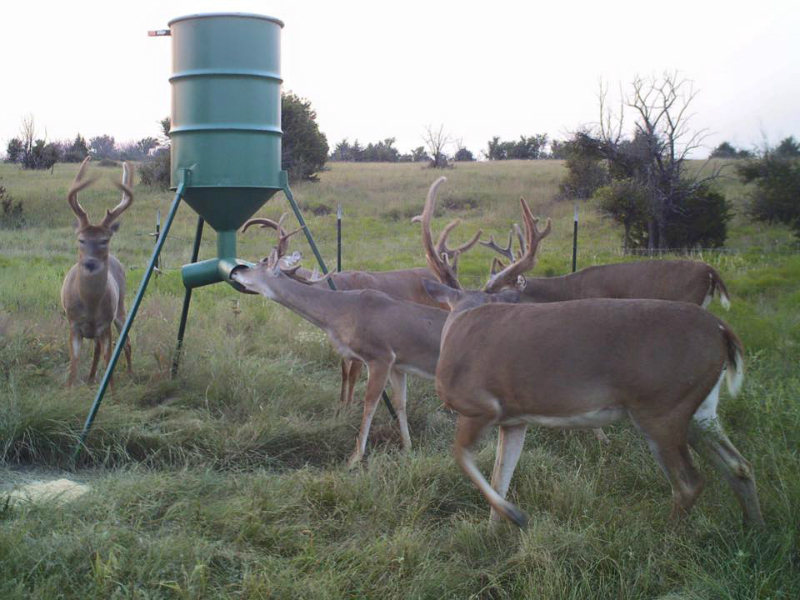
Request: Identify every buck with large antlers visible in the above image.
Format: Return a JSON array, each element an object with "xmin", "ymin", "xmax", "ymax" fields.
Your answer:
[
  {"xmin": 242, "ymin": 214, "xmax": 481, "ymax": 407},
  {"xmin": 232, "ymin": 220, "xmax": 462, "ymax": 468},
  {"xmin": 481, "ymin": 219, "xmax": 730, "ymax": 308},
  {"xmin": 420, "ymin": 177, "xmax": 763, "ymax": 528},
  {"xmin": 61, "ymin": 158, "xmax": 134, "ymax": 386}
]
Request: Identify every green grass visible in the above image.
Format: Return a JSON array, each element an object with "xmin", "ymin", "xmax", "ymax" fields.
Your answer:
[{"xmin": 1, "ymin": 160, "xmax": 798, "ymax": 598}]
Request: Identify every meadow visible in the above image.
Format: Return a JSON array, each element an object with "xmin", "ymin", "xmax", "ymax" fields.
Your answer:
[{"xmin": 0, "ymin": 159, "xmax": 798, "ymax": 599}]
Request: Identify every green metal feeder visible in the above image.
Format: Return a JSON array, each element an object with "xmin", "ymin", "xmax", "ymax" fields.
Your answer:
[{"xmin": 74, "ymin": 13, "xmax": 333, "ymax": 459}]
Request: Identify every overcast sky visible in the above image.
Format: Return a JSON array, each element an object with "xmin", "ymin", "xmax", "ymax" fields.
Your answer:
[{"xmin": 2, "ymin": 0, "xmax": 797, "ymax": 158}]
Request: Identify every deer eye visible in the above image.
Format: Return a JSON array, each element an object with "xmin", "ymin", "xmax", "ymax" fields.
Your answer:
[{"xmin": 78, "ymin": 239, "xmax": 86, "ymax": 245}]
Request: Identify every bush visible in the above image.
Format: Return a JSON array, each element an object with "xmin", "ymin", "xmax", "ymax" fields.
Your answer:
[
  {"xmin": 0, "ymin": 186, "xmax": 25, "ymax": 229},
  {"xmin": 453, "ymin": 147, "xmax": 475, "ymax": 162},
  {"xmin": 595, "ymin": 179, "xmax": 650, "ymax": 252},
  {"xmin": 282, "ymin": 92, "xmax": 328, "ymax": 182},
  {"xmin": 738, "ymin": 152, "xmax": 800, "ymax": 239},
  {"xmin": 139, "ymin": 148, "xmax": 171, "ymax": 190}
]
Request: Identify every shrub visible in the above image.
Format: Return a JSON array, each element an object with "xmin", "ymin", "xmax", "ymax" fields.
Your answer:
[
  {"xmin": 0, "ymin": 186, "xmax": 25, "ymax": 229},
  {"xmin": 738, "ymin": 152, "xmax": 800, "ymax": 239},
  {"xmin": 282, "ymin": 92, "xmax": 329, "ymax": 182},
  {"xmin": 139, "ymin": 148, "xmax": 171, "ymax": 190}
]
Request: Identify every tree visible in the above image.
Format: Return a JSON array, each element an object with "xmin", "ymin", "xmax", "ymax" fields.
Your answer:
[
  {"xmin": 738, "ymin": 148, "xmax": 800, "ymax": 239},
  {"xmin": 62, "ymin": 134, "xmax": 89, "ymax": 162},
  {"xmin": 710, "ymin": 141, "xmax": 751, "ymax": 159},
  {"xmin": 774, "ymin": 136, "xmax": 800, "ymax": 158},
  {"xmin": 89, "ymin": 135, "xmax": 118, "ymax": 160},
  {"xmin": 454, "ymin": 147, "xmax": 475, "ymax": 162},
  {"xmin": 596, "ymin": 179, "xmax": 650, "ymax": 253},
  {"xmin": 410, "ymin": 147, "xmax": 430, "ymax": 163},
  {"xmin": 281, "ymin": 92, "xmax": 329, "ymax": 181},
  {"xmin": 5, "ymin": 138, "xmax": 23, "ymax": 163},
  {"xmin": 423, "ymin": 124, "xmax": 451, "ymax": 169}
]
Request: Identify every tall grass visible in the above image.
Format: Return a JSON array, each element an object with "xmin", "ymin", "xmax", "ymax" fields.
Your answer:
[{"xmin": 0, "ymin": 160, "xmax": 798, "ymax": 598}]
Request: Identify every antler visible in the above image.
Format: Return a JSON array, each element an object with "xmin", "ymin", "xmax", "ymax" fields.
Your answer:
[
  {"xmin": 100, "ymin": 162, "xmax": 135, "ymax": 228},
  {"xmin": 419, "ymin": 177, "xmax": 462, "ymax": 290},
  {"xmin": 435, "ymin": 219, "xmax": 482, "ymax": 270},
  {"xmin": 242, "ymin": 215, "xmax": 301, "ymax": 260},
  {"xmin": 67, "ymin": 157, "xmax": 98, "ymax": 229},
  {"xmin": 479, "ymin": 229, "xmax": 515, "ymax": 262},
  {"xmin": 483, "ymin": 198, "xmax": 551, "ymax": 293}
]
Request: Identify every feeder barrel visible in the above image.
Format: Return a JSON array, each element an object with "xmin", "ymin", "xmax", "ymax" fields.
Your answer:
[{"xmin": 169, "ymin": 13, "xmax": 285, "ymax": 232}]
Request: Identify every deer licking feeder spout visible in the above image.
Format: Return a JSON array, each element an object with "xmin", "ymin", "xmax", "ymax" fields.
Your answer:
[{"xmin": 74, "ymin": 13, "xmax": 332, "ymax": 459}]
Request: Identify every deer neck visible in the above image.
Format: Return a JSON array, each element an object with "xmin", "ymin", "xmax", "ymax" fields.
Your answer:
[
  {"xmin": 262, "ymin": 273, "xmax": 350, "ymax": 330},
  {"xmin": 76, "ymin": 260, "xmax": 111, "ymax": 307},
  {"xmin": 522, "ymin": 274, "xmax": 575, "ymax": 303}
]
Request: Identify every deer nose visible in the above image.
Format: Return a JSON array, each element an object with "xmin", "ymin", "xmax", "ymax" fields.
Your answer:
[{"xmin": 83, "ymin": 258, "xmax": 101, "ymax": 272}]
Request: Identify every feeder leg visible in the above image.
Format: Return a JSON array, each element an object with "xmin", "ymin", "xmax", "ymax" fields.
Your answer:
[
  {"xmin": 281, "ymin": 177, "xmax": 398, "ymax": 421},
  {"xmin": 72, "ymin": 184, "xmax": 186, "ymax": 463},
  {"xmin": 172, "ymin": 216, "xmax": 205, "ymax": 376}
]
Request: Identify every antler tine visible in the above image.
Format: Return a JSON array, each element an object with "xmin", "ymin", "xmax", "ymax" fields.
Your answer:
[
  {"xmin": 483, "ymin": 198, "xmax": 551, "ymax": 292},
  {"xmin": 513, "ymin": 223, "xmax": 526, "ymax": 260},
  {"xmin": 67, "ymin": 157, "xmax": 97, "ymax": 228},
  {"xmin": 490, "ymin": 257, "xmax": 507, "ymax": 276},
  {"xmin": 479, "ymin": 229, "xmax": 515, "ymax": 262},
  {"xmin": 436, "ymin": 218, "xmax": 482, "ymax": 266},
  {"xmin": 101, "ymin": 162, "xmax": 135, "ymax": 228},
  {"xmin": 419, "ymin": 177, "xmax": 461, "ymax": 290},
  {"xmin": 241, "ymin": 217, "xmax": 300, "ymax": 259}
]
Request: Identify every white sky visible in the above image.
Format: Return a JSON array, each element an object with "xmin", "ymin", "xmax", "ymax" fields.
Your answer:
[{"xmin": 1, "ymin": 0, "xmax": 798, "ymax": 158}]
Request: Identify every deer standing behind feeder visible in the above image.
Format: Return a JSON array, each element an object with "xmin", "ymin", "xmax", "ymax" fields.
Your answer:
[{"xmin": 61, "ymin": 158, "xmax": 134, "ymax": 386}]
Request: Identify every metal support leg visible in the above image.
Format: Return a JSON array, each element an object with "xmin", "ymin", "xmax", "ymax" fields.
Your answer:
[
  {"xmin": 172, "ymin": 216, "xmax": 204, "ymax": 376},
  {"xmin": 72, "ymin": 183, "xmax": 186, "ymax": 463}
]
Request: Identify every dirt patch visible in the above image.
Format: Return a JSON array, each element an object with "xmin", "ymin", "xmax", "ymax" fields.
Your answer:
[{"xmin": 1, "ymin": 467, "xmax": 91, "ymax": 505}]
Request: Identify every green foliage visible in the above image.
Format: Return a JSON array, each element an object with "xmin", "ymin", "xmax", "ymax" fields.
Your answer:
[
  {"xmin": 595, "ymin": 179, "xmax": 650, "ymax": 251},
  {"xmin": 88, "ymin": 134, "xmax": 117, "ymax": 160},
  {"xmin": 4, "ymin": 138, "xmax": 23, "ymax": 163},
  {"xmin": 486, "ymin": 134, "xmax": 548, "ymax": 160},
  {"xmin": 330, "ymin": 138, "xmax": 401, "ymax": 162},
  {"xmin": 664, "ymin": 183, "xmax": 733, "ymax": 250},
  {"xmin": 739, "ymin": 151, "xmax": 800, "ymax": 239},
  {"xmin": 0, "ymin": 186, "xmax": 25, "ymax": 229},
  {"xmin": 61, "ymin": 134, "xmax": 89, "ymax": 163},
  {"xmin": 454, "ymin": 147, "xmax": 475, "ymax": 162},
  {"xmin": 774, "ymin": 136, "xmax": 800, "ymax": 158},
  {"xmin": 281, "ymin": 92, "xmax": 329, "ymax": 182},
  {"xmin": 138, "ymin": 148, "xmax": 171, "ymax": 190},
  {"xmin": 710, "ymin": 141, "xmax": 751, "ymax": 159}
]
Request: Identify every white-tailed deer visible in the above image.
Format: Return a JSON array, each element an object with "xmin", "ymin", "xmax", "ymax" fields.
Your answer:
[
  {"xmin": 232, "ymin": 222, "xmax": 451, "ymax": 468},
  {"xmin": 421, "ymin": 177, "xmax": 763, "ymax": 528},
  {"xmin": 61, "ymin": 158, "xmax": 134, "ymax": 386},
  {"xmin": 481, "ymin": 215, "xmax": 731, "ymax": 309},
  {"xmin": 242, "ymin": 214, "xmax": 481, "ymax": 407}
]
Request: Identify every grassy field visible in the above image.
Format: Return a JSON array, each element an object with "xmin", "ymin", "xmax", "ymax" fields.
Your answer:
[{"xmin": 0, "ymin": 160, "xmax": 798, "ymax": 598}]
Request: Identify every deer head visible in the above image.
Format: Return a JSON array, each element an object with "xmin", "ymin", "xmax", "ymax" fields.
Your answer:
[{"xmin": 68, "ymin": 158, "xmax": 134, "ymax": 274}]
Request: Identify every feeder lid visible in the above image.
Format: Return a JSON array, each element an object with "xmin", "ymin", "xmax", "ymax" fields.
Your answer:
[{"xmin": 168, "ymin": 13, "xmax": 284, "ymax": 28}]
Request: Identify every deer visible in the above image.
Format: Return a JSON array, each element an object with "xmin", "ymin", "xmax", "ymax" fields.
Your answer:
[
  {"xmin": 61, "ymin": 157, "xmax": 134, "ymax": 387},
  {"xmin": 241, "ymin": 213, "xmax": 482, "ymax": 407},
  {"xmin": 419, "ymin": 177, "xmax": 764, "ymax": 529},
  {"xmin": 232, "ymin": 220, "xmax": 461, "ymax": 469},
  {"xmin": 481, "ymin": 217, "xmax": 731, "ymax": 308}
]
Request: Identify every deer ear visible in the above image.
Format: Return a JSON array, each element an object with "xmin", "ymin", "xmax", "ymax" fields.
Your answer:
[
  {"xmin": 109, "ymin": 221, "xmax": 122, "ymax": 233},
  {"xmin": 422, "ymin": 279, "xmax": 463, "ymax": 306}
]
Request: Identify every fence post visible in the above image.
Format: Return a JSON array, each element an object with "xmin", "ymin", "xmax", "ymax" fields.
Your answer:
[{"xmin": 572, "ymin": 202, "xmax": 579, "ymax": 272}]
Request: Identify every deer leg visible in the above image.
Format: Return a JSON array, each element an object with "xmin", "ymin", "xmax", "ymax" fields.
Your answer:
[
  {"xmin": 489, "ymin": 423, "xmax": 528, "ymax": 523},
  {"xmin": 87, "ymin": 339, "xmax": 102, "ymax": 384},
  {"xmin": 347, "ymin": 360, "xmax": 364, "ymax": 405},
  {"xmin": 592, "ymin": 428, "xmax": 610, "ymax": 444},
  {"xmin": 101, "ymin": 329, "xmax": 114, "ymax": 390},
  {"xmin": 454, "ymin": 413, "xmax": 528, "ymax": 528},
  {"xmin": 387, "ymin": 369, "xmax": 411, "ymax": 452},
  {"xmin": 114, "ymin": 315, "xmax": 132, "ymax": 375},
  {"xmin": 67, "ymin": 330, "xmax": 82, "ymax": 387},
  {"xmin": 688, "ymin": 422, "xmax": 764, "ymax": 527},
  {"xmin": 642, "ymin": 433, "xmax": 705, "ymax": 521},
  {"xmin": 339, "ymin": 359, "xmax": 351, "ymax": 405},
  {"xmin": 347, "ymin": 360, "xmax": 392, "ymax": 469}
]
